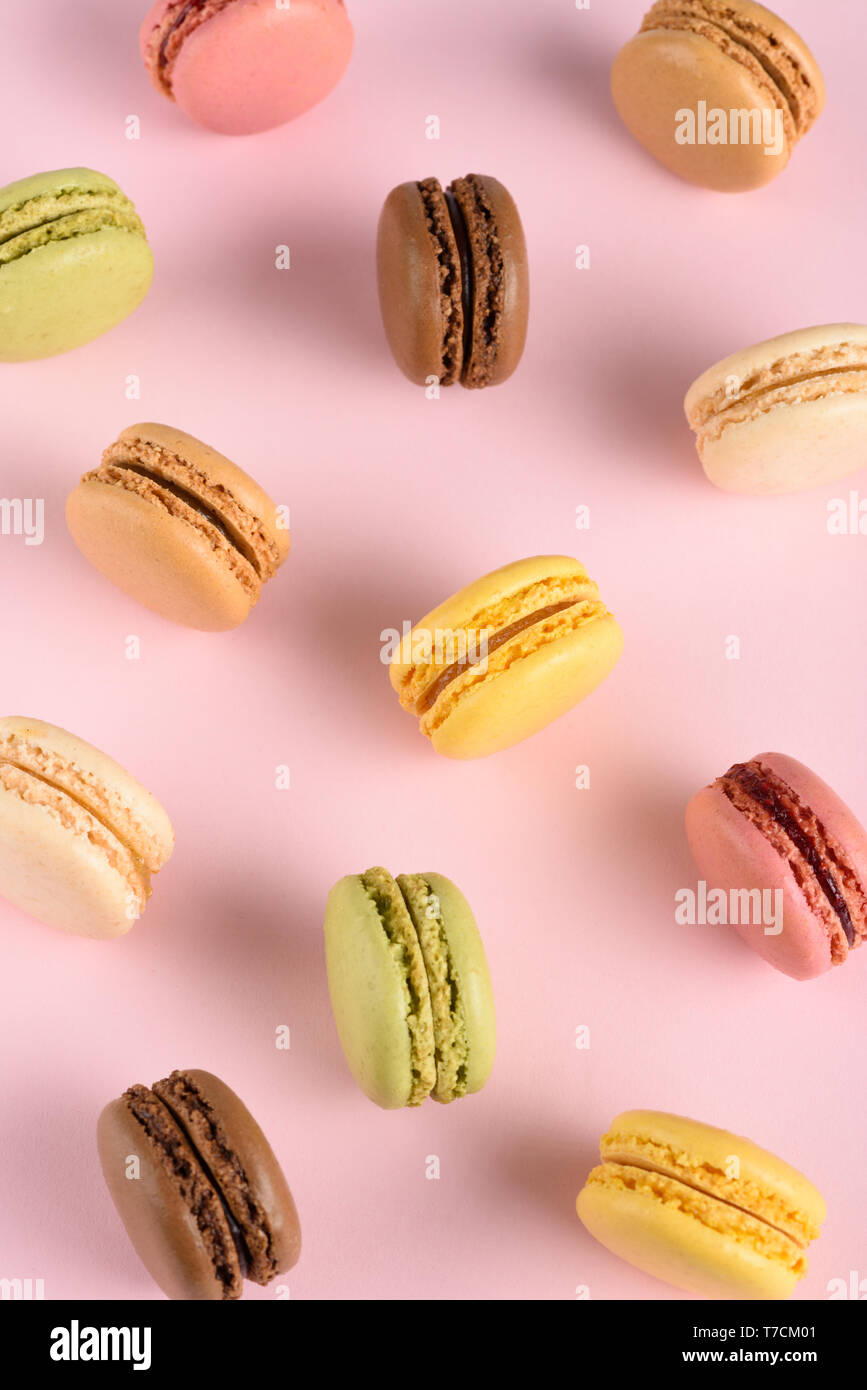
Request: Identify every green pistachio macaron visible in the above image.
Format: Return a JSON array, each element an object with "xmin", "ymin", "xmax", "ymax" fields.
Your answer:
[
  {"xmin": 324, "ymin": 867, "xmax": 496, "ymax": 1109},
  {"xmin": 0, "ymin": 168, "xmax": 153, "ymax": 361}
]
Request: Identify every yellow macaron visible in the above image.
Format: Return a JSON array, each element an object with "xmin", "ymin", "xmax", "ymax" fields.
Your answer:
[
  {"xmin": 576, "ymin": 1110, "xmax": 826, "ymax": 1300},
  {"xmin": 388, "ymin": 556, "xmax": 623, "ymax": 759}
]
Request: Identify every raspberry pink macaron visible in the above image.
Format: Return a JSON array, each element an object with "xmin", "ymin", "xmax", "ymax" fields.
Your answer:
[
  {"xmin": 685, "ymin": 754, "xmax": 867, "ymax": 980},
  {"xmin": 139, "ymin": 0, "xmax": 354, "ymax": 135}
]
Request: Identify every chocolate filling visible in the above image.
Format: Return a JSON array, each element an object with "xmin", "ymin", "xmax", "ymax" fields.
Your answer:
[
  {"xmin": 154, "ymin": 1089, "xmax": 251, "ymax": 1281},
  {"xmin": 114, "ymin": 463, "xmax": 260, "ymax": 573},
  {"xmin": 155, "ymin": 1071, "xmax": 274, "ymax": 1281},
  {"xmin": 725, "ymin": 763, "xmax": 856, "ymax": 946},
  {"xmin": 444, "ymin": 189, "xmax": 473, "ymax": 381},
  {"xmin": 416, "ymin": 599, "xmax": 580, "ymax": 714},
  {"xmin": 125, "ymin": 1086, "xmax": 245, "ymax": 1296}
]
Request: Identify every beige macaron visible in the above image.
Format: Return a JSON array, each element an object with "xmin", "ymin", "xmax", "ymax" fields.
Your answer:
[
  {"xmin": 611, "ymin": 1, "xmax": 825, "ymax": 192},
  {"xmin": 0, "ymin": 716, "xmax": 173, "ymax": 938},
  {"xmin": 66, "ymin": 423, "xmax": 290, "ymax": 631},
  {"xmin": 685, "ymin": 325, "xmax": 867, "ymax": 494}
]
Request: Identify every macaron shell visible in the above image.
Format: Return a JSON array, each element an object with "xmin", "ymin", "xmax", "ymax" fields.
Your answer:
[
  {"xmin": 611, "ymin": 29, "xmax": 790, "ymax": 191},
  {"xmin": 0, "ymin": 779, "xmax": 144, "ymax": 938},
  {"xmin": 66, "ymin": 479, "xmax": 254, "ymax": 631},
  {"xmin": 697, "ymin": 391, "xmax": 867, "ymax": 494},
  {"xmin": 376, "ymin": 182, "xmax": 449, "ymax": 386},
  {"xmin": 458, "ymin": 175, "xmax": 529, "ymax": 388},
  {"xmin": 173, "ymin": 1070, "xmax": 301, "ymax": 1277},
  {"xmin": 97, "ymin": 1098, "xmax": 229, "ymax": 1301},
  {"xmin": 323, "ymin": 875, "xmax": 424, "ymax": 1109},
  {"xmin": 424, "ymin": 874, "xmax": 496, "ymax": 1095},
  {"xmin": 0, "ymin": 225, "xmax": 152, "ymax": 361},
  {"xmin": 147, "ymin": 0, "xmax": 354, "ymax": 136},
  {"xmin": 428, "ymin": 612, "xmax": 624, "ymax": 759},
  {"xmin": 576, "ymin": 1176, "xmax": 799, "ymax": 1299},
  {"xmin": 685, "ymin": 783, "xmax": 832, "ymax": 979}
]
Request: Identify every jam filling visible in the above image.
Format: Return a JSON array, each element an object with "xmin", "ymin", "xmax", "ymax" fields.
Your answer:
[{"xmin": 725, "ymin": 763, "xmax": 855, "ymax": 946}]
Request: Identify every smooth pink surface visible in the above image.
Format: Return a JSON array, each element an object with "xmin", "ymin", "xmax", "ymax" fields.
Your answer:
[
  {"xmin": 0, "ymin": 0, "xmax": 866, "ymax": 1301},
  {"xmin": 140, "ymin": 0, "xmax": 354, "ymax": 135}
]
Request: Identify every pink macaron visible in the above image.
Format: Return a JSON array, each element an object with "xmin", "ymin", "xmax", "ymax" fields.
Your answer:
[
  {"xmin": 685, "ymin": 753, "xmax": 867, "ymax": 981},
  {"xmin": 139, "ymin": 0, "xmax": 354, "ymax": 135}
]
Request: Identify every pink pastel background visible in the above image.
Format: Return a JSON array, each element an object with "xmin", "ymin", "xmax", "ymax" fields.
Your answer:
[{"xmin": 1, "ymin": 0, "xmax": 865, "ymax": 1301}]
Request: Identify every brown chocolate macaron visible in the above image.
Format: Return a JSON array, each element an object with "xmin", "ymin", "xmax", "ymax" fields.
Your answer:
[
  {"xmin": 611, "ymin": 1, "xmax": 825, "ymax": 192},
  {"xmin": 97, "ymin": 1069, "xmax": 301, "ymax": 1300},
  {"xmin": 376, "ymin": 173, "xmax": 529, "ymax": 389},
  {"xmin": 66, "ymin": 423, "xmax": 290, "ymax": 631}
]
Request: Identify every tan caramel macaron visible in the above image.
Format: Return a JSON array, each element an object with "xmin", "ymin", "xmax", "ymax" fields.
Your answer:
[
  {"xmin": 66, "ymin": 423, "xmax": 290, "ymax": 631},
  {"xmin": 611, "ymin": 1, "xmax": 825, "ymax": 192}
]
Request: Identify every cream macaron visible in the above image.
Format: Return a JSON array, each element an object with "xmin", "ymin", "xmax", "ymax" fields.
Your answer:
[
  {"xmin": 685, "ymin": 325, "xmax": 867, "ymax": 494},
  {"xmin": 66, "ymin": 423, "xmax": 290, "ymax": 631},
  {"xmin": 388, "ymin": 556, "xmax": 623, "ymax": 759},
  {"xmin": 0, "ymin": 717, "xmax": 173, "ymax": 938}
]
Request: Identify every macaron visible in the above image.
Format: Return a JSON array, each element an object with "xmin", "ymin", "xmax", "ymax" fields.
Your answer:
[
  {"xmin": 577, "ymin": 1110, "xmax": 826, "ymax": 1300},
  {"xmin": 0, "ymin": 168, "xmax": 152, "ymax": 361},
  {"xmin": 98, "ymin": 1069, "xmax": 301, "ymax": 1300},
  {"xmin": 611, "ymin": 1, "xmax": 825, "ymax": 192},
  {"xmin": 685, "ymin": 753, "xmax": 867, "ymax": 980},
  {"xmin": 324, "ymin": 867, "xmax": 495, "ymax": 1109},
  {"xmin": 376, "ymin": 174, "xmax": 529, "ymax": 388},
  {"xmin": 139, "ymin": 0, "xmax": 354, "ymax": 135},
  {"xmin": 66, "ymin": 422, "xmax": 290, "ymax": 631},
  {"xmin": 388, "ymin": 556, "xmax": 623, "ymax": 759},
  {"xmin": 0, "ymin": 717, "xmax": 173, "ymax": 939},
  {"xmin": 685, "ymin": 325, "xmax": 867, "ymax": 494}
]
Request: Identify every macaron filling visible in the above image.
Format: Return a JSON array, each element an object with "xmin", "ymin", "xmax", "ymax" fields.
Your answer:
[
  {"xmin": 153, "ymin": 1070, "xmax": 278, "ymax": 1284},
  {"xmin": 0, "ymin": 727, "xmax": 169, "ymax": 874},
  {"xmin": 600, "ymin": 1128, "xmax": 820, "ymax": 1245},
  {"xmin": 417, "ymin": 178, "xmax": 464, "ymax": 386},
  {"xmin": 416, "ymin": 175, "xmax": 506, "ymax": 388},
  {"xmin": 123, "ymin": 1084, "xmax": 245, "ymax": 1299},
  {"xmin": 83, "ymin": 435, "xmax": 284, "ymax": 595},
  {"xmin": 0, "ymin": 191, "xmax": 144, "ymax": 266},
  {"xmin": 396, "ymin": 874, "xmax": 469, "ymax": 1103},
  {"xmin": 414, "ymin": 599, "xmax": 581, "ymax": 715},
  {"xmin": 443, "ymin": 188, "xmax": 474, "ymax": 375},
  {"xmin": 719, "ymin": 760, "xmax": 867, "ymax": 961},
  {"xmin": 0, "ymin": 762, "xmax": 150, "ymax": 914},
  {"xmin": 108, "ymin": 462, "xmax": 248, "ymax": 560},
  {"xmin": 689, "ymin": 342, "xmax": 867, "ymax": 447},
  {"xmin": 361, "ymin": 868, "xmax": 437, "ymax": 1106},
  {"xmin": 583, "ymin": 1162, "xmax": 807, "ymax": 1274},
  {"xmin": 639, "ymin": 1, "xmax": 817, "ymax": 139}
]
